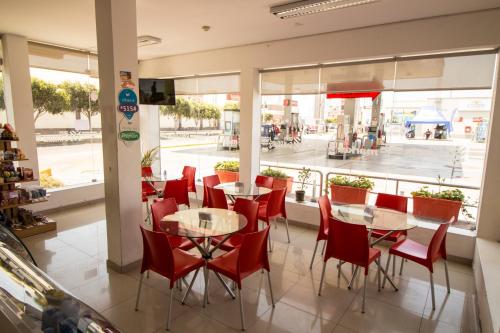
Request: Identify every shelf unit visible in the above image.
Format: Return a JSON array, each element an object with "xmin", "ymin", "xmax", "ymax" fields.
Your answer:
[{"xmin": 0, "ymin": 137, "xmax": 56, "ymax": 238}]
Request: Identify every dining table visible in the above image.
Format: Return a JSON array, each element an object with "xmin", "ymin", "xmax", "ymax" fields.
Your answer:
[
  {"xmin": 160, "ymin": 207, "xmax": 247, "ymax": 304},
  {"xmin": 214, "ymin": 181, "xmax": 272, "ymax": 203},
  {"xmin": 332, "ymin": 203, "xmax": 420, "ymax": 291}
]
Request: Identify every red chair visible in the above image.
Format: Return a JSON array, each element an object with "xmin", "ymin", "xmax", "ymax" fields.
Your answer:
[
  {"xmin": 383, "ymin": 218, "xmax": 453, "ymax": 309},
  {"xmin": 211, "ymin": 198, "xmax": 259, "ymax": 251},
  {"xmin": 141, "ymin": 166, "xmax": 157, "ymax": 224},
  {"xmin": 309, "ymin": 195, "xmax": 331, "ymax": 269},
  {"xmin": 258, "ymin": 188, "xmax": 289, "ymax": 248},
  {"xmin": 207, "ymin": 187, "xmax": 230, "ymax": 210},
  {"xmin": 150, "ymin": 198, "xmax": 199, "ymax": 252},
  {"xmin": 135, "ymin": 226, "xmax": 204, "ymax": 331},
  {"xmin": 255, "ymin": 175, "xmax": 274, "ymax": 189},
  {"xmin": 371, "ymin": 193, "xmax": 409, "ymax": 275},
  {"xmin": 202, "ymin": 175, "xmax": 220, "ymax": 207},
  {"xmin": 318, "ymin": 218, "xmax": 381, "ymax": 313},
  {"xmin": 181, "ymin": 166, "xmax": 198, "ymax": 203},
  {"xmin": 163, "ymin": 179, "xmax": 190, "ymax": 208},
  {"xmin": 206, "ymin": 226, "xmax": 274, "ymax": 330}
]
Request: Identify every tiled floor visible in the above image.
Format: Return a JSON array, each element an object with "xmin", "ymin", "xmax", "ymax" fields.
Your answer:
[{"xmin": 23, "ymin": 202, "xmax": 479, "ymax": 333}]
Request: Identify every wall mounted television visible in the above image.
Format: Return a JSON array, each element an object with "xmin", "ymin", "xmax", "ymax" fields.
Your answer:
[{"xmin": 139, "ymin": 78, "xmax": 175, "ymax": 105}]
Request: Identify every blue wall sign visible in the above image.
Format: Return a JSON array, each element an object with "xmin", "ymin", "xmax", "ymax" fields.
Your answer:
[{"xmin": 118, "ymin": 89, "xmax": 138, "ymax": 104}]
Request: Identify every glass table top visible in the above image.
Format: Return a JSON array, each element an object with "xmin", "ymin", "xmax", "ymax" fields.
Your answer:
[
  {"xmin": 214, "ymin": 182, "xmax": 272, "ymax": 197},
  {"xmin": 161, "ymin": 208, "xmax": 247, "ymax": 238},
  {"xmin": 332, "ymin": 204, "xmax": 420, "ymax": 231}
]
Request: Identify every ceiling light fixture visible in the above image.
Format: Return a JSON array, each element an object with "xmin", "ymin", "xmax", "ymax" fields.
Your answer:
[
  {"xmin": 137, "ymin": 35, "xmax": 162, "ymax": 47},
  {"xmin": 270, "ymin": 0, "xmax": 380, "ymax": 19}
]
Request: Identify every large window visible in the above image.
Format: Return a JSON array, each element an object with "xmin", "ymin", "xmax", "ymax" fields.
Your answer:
[
  {"xmin": 28, "ymin": 43, "xmax": 103, "ymax": 189},
  {"xmin": 158, "ymin": 74, "xmax": 240, "ymax": 181},
  {"xmin": 259, "ymin": 51, "xmax": 496, "ymax": 229}
]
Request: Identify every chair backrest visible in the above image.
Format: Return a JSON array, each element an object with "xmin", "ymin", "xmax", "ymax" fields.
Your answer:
[
  {"xmin": 141, "ymin": 166, "xmax": 153, "ymax": 178},
  {"xmin": 427, "ymin": 218, "xmax": 453, "ymax": 263},
  {"xmin": 255, "ymin": 175, "xmax": 274, "ymax": 189},
  {"xmin": 181, "ymin": 166, "xmax": 197, "ymax": 193},
  {"xmin": 142, "ymin": 181, "xmax": 156, "ymax": 197},
  {"xmin": 375, "ymin": 193, "xmax": 408, "ymax": 213},
  {"xmin": 326, "ymin": 217, "xmax": 369, "ymax": 268},
  {"xmin": 163, "ymin": 179, "xmax": 190, "ymax": 207},
  {"xmin": 202, "ymin": 175, "xmax": 220, "ymax": 207},
  {"xmin": 233, "ymin": 198, "xmax": 259, "ymax": 234},
  {"xmin": 207, "ymin": 187, "xmax": 228, "ymax": 209},
  {"xmin": 266, "ymin": 188, "xmax": 287, "ymax": 219},
  {"xmin": 139, "ymin": 226, "xmax": 175, "ymax": 280},
  {"xmin": 238, "ymin": 226, "xmax": 270, "ymax": 279},
  {"xmin": 318, "ymin": 195, "xmax": 332, "ymax": 238},
  {"xmin": 151, "ymin": 197, "xmax": 178, "ymax": 232}
]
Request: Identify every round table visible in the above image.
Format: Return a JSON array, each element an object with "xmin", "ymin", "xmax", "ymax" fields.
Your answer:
[
  {"xmin": 331, "ymin": 204, "xmax": 419, "ymax": 291},
  {"xmin": 161, "ymin": 208, "xmax": 247, "ymax": 303},
  {"xmin": 214, "ymin": 182, "xmax": 272, "ymax": 202}
]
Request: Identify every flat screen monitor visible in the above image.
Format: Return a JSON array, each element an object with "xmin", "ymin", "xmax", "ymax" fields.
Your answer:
[{"xmin": 139, "ymin": 78, "xmax": 175, "ymax": 105}]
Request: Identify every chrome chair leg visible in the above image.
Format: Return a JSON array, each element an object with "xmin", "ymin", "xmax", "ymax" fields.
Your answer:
[
  {"xmin": 392, "ymin": 255, "xmax": 396, "ymax": 276},
  {"xmin": 267, "ymin": 271, "xmax": 275, "ymax": 307},
  {"xmin": 203, "ymin": 267, "xmax": 209, "ymax": 307},
  {"xmin": 377, "ymin": 258, "xmax": 381, "ymax": 292},
  {"xmin": 309, "ymin": 241, "xmax": 319, "ymax": 270},
  {"xmin": 399, "ymin": 257, "xmax": 404, "ymax": 275},
  {"xmin": 430, "ymin": 272, "xmax": 436, "ymax": 310},
  {"xmin": 348, "ymin": 266, "xmax": 359, "ymax": 290},
  {"xmin": 284, "ymin": 218, "xmax": 290, "ymax": 243},
  {"xmin": 444, "ymin": 260, "xmax": 451, "ymax": 293},
  {"xmin": 238, "ymin": 288, "xmax": 246, "ymax": 331},
  {"xmin": 167, "ymin": 287, "xmax": 174, "ymax": 331},
  {"xmin": 134, "ymin": 272, "xmax": 144, "ymax": 311},
  {"xmin": 321, "ymin": 240, "xmax": 326, "ymax": 256},
  {"xmin": 338, "ymin": 260, "xmax": 342, "ymax": 279},
  {"xmin": 181, "ymin": 268, "xmax": 200, "ymax": 305},
  {"xmin": 318, "ymin": 261, "xmax": 327, "ymax": 296},
  {"xmin": 268, "ymin": 226, "xmax": 273, "ymax": 252},
  {"xmin": 382, "ymin": 254, "xmax": 392, "ymax": 289},
  {"xmin": 362, "ymin": 272, "xmax": 367, "ymax": 314}
]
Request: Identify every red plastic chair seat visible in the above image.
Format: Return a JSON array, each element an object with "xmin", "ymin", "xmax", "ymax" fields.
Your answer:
[
  {"xmin": 171, "ymin": 248, "xmax": 204, "ymax": 281},
  {"xmin": 370, "ymin": 230, "xmax": 404, "ymax": 242},
  {"xmin": 389, "ymin": 238, "xmax": 428, "ymax": 267},
  {"xmin": 207, "ymin": 248, "xmax": 244, "ymax": 282},
  {"xmin": 211, "ymin": 234, "xmax": 244, "ymax": 251}
]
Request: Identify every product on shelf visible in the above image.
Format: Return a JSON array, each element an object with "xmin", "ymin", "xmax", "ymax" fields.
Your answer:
[{"xmin": 1, "ymin": 124, "xmax": 18, "ymax": 140}]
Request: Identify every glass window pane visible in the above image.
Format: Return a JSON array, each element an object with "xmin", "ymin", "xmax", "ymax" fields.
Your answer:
[
  {"xmin": 394, "ymin": 53, "xmax": 496, "ymax": 91},
  {"xmin": 320, "ymin": 61, "xmax": 395, "ymax": 93},
  {"xmin": 261, "ymin": 68, "xmax": 320, "ymax": 95}
]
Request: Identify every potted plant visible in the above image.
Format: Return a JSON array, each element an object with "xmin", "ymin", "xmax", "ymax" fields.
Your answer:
[
  {"xmin": 295, "ymin": 167, "xmax": 311, "ymax": 202},
  {"xmin": 411, "ymin": 185, "xmax": 465, "ymax": 222},
  {"xmin": 327, "ymin": 175, "xmax": 374, "ymax": 204},
  {"xmin": 214, "ymin": 160, "xmax": 240, "ymax": 183},
  {"xmin": 260, "ymin": 167, "xmax": 294, "ymax": 193},
  {"xmin": 141, "ymin": 146, "xmax": 159, "ymax": 177}
]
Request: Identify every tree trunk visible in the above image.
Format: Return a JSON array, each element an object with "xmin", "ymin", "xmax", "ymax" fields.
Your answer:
[
  {"xmin": 177, "ymin": 116, "xmax": 182, "ymax": 130},
  {"xmin": 199, "ymin": 118, "xmax": 203, "ymax": 130},
  {"xmin": 88, "ymin": 115, "xmax": 92, "ymax": 132}
]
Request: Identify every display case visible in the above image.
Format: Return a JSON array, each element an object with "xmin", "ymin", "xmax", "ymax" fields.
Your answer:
[{"xmin": 0, "ymin": 226, "xmax": 120, "ymax": 332}]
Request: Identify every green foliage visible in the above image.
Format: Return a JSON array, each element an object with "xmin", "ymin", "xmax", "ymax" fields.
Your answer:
[
  {"xmin": 325, "ymin": 117, "xmax": 336, "ymax": 124},
  {"xmin": 223, "ymin": 102, "xmax": 239, "ymax": 111},
  {"xmin": 141, "ymin": 146, "xmax": 159, "ymax": 167},
  {"xmin": 328, "ymin": 175, "xmax": 374, "ymax": 190},
  {"xmin": 261, "ymin": 167, "xmax": 289, "ymax": 179},
  {"xmin": 297, "ymin": 167, "xmax": 311, "ymax": 191},
  {"xmin": 59, "ymin": 81, "xmax": 99, "ymax": 129},
  {"xmin": 214, "ymin": 160, "xmax": 239, "ymax": 172},
  {"xmin": 31, "ymin": 78, "xmax": 70, "ymax": 122},
  {"xmin": 411, "ymin": 186, "xmax": 464, "ymax": 202},
  {"xmin": 161, "ymin": 97, "xmax": 221, "ymax": 129}
]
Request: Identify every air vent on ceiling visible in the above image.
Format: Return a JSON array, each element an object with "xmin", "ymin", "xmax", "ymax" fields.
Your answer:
[
  {"xmin": 137, "ymin": 35, "xmax": 162, "ymax": 47},
  {"xmin": 271, "ymin": 0, "xmax": 380, "ymax": 19}
]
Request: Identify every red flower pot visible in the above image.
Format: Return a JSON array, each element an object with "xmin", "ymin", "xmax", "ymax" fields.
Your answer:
[
  {"xmin": 215, "ymin": 170, "xmax": 239, "ymax": 183},
  {"xmin": 330, "ymin": 184, "xmax": 368, "ymax": 204},
  {"xmin": 272, "ymin": 177, "xmax": 293, "ymax": 194},
  {"xmin": 412, "ymin": 196, "xmax": 461, "ymax": 222}
]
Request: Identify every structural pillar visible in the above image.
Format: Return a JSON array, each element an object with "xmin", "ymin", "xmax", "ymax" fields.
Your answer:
[
  {"xmin": 1, "ymin": 34, "xmax": 39, "ymax": 179},
  {"xmin": 95, "ymin": 0, "xmax": 143, "ymax": 271},
  {"xmin": 239, "ymin": 67, "xmax": 261, "ymax": 186},
  {"xmin": 477, "ymin": 50, "xmax": 500, "ymax": 242}
]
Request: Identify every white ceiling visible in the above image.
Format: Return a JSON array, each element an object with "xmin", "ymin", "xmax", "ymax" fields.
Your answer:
[{"xmin": 1, "ymin": 0, "xmax": 500, "ymax": 60}]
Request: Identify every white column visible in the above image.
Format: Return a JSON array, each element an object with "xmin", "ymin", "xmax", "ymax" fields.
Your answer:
[
  {"xmin": 139, "ymin": 105, "xmax": 161, "ymax": 175},
  {"xmin": 95, "ymin": 0, "xmax": 143, "ymax": 271},
  {"xmin": 1, "ymin": 34, "xmax": 39, "ymax": 180},
  {"xmin": 477, "ymin": 51, "xmax": 500, "ymax": 242},
  {"xmin": 239, "ymin": 68, "xmax": 261, "ymax": 186}
]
